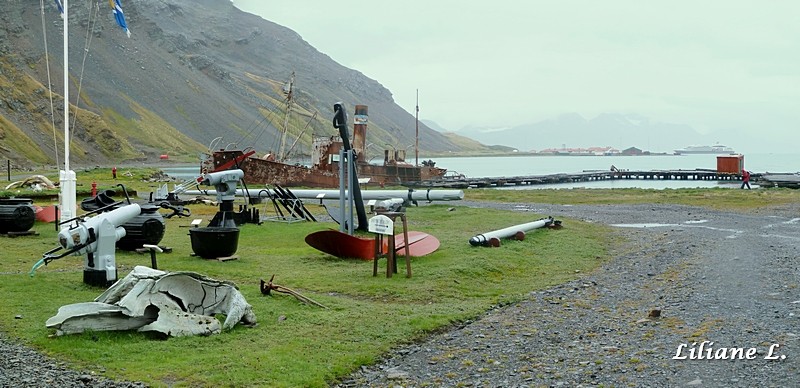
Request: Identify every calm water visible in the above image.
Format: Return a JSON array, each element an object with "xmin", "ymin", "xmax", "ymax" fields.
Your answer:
[
  {"xmin": 424, "ymin": 152, "xmax": 797, "ymax": 190},
  {"xmin": 162, "ymin": 153, "xmax": 797, "ymax": 190},
  {"xmin": 428, "ymin": 153, "xmax": 797, "ymax": 178}
]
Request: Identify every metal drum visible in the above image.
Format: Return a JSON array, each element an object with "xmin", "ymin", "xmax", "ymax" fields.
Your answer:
[
  {"xmin": 189, "ymin": 227, "xmax": 240, "ymax": 259},
  {"xmin": 0, "ymin": 198, "xmax": 36, "ymax": 233},
  {"xmin": 117, "ymin": 204, "xmax": 166, "ymax": 250}
]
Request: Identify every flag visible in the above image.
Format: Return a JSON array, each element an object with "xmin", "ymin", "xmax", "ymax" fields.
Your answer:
[
  {"xmin": 54, "ymin": 0, "xmax": 64, "ymax": 18},
  {"xmin": 109, "ymin": 0, "xmax": 131, "ymax": 38}
]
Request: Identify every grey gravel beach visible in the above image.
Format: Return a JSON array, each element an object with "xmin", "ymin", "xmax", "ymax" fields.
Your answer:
[
  {"xmin": 336, "ymin": 201, "xmax": 800, "ymax": 387},
  {"xmin": 3, "ymin": 201, "xmax": 799, "ymax": 387}
]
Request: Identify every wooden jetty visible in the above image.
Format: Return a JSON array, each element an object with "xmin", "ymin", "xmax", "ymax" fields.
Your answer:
[
  {"xmin": 757, "ymin": 174, "xmax": 800, "ymax": 189},
  {"xmin": 408, "ymin": 169, "xmax": 758, "ymax": 189}
]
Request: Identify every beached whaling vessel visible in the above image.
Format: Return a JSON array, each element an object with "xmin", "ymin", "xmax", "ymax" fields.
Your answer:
[{"xmin": 211, "ymin": 104, "xmax": 446, "ymax": 187}]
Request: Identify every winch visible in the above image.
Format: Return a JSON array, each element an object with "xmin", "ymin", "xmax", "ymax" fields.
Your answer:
[{"xmin": 189, "ymin": 169, "xmax": 244, "ymax": 259}]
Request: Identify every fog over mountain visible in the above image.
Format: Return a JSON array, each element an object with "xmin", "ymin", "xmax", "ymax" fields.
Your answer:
[
  {"xmin": 238, "ymin": 1, "xmax": 800, "ymax": 156},
  {"xmin": 449, "ymin": 113, "xmax": 756, "ymax": 154}
]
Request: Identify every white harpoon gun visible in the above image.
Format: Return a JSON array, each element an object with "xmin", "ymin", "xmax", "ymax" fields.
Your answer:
[{"xmin": 31, "ymin": 203, "xmax": 142, "ymax": 287}]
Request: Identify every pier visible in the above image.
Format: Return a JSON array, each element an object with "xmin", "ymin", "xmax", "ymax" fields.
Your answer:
[{"xmin": 408, "ymin": 169, "xmax": 753, "ymax": 189}]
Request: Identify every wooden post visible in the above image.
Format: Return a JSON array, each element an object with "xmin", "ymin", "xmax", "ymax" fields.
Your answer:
[
  {"xmin": 400, "ymin": 214, "xmax": 411, "ymax": 278},
  {"xmin": 386, "ymin": 235, "xmax": 395, "ymax": 278},
  {"xmin": 371, "ymin": 212, "xmax": 412, "ymax": 278},
  {"xmin": 373, "ymin": 234, "xmax": 382, "ymax": 277}
]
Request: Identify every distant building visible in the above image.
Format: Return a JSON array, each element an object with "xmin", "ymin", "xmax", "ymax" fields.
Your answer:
[
  {"xmin": 537, "ymin": 148, "xmax": 560, "ymax": 155},
  {"xmin": 536, "ymin": 146, "xmax": 620, "ymax": 155},
  {"xmin": 621, "ymin": 147, "xmax": 643, "ymax": 155}
]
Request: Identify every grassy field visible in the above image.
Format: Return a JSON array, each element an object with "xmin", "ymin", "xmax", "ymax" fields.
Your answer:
[
  {"xmin": 1, "ymin": 169, "xmax": 798, "ymax": 387},
  {"xmin": 465, "ymin": 185, "xmax": 800, "ymax": 210}
]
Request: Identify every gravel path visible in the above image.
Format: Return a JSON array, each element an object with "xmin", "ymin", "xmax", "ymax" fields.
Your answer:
[
  {"xmin": 337, "ymin": 201, "xmax": 800, "ymax": 387},
  {"xmin": 3, "ymin": 201, "xmax": 799, "ymax": 387},
  {"xmin": 0, "ymin": 332, "xmax": 146, "ymax": 387}
]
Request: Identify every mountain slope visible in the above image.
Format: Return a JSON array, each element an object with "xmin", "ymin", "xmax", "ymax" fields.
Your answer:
[{"xmin": 0, "ymin": 0, "xmax": 477, "ymax": 166}]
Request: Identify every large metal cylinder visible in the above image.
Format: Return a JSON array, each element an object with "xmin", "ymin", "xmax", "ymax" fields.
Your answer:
[
  {"xmin": 117, "ymin": 204, "xmax": 166, "ymax": 251},
  {"xmin": 0, "ymin": 198, "xmax": 36, "ymax": 233},
  {"xmin": 469, "ymin": 217, "xmax": 554, "ymax": 247}
]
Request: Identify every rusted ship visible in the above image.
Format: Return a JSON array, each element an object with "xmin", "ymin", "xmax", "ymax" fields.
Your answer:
[{"xmin": 211, "ymin": 105, "xmax": 446, "ymax": 188}]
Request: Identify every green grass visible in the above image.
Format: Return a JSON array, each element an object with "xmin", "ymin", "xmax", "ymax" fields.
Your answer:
[
  {"xmin": 0, "ymin": 191, "xmax": 607, "ymax": 387},
  {"xmin": 464, "ymin": 186, "xmax": 800, "ymax": 210},
  {"xmin": 2, "ymin": 169, "xmax": 798, "ymax": 387}
]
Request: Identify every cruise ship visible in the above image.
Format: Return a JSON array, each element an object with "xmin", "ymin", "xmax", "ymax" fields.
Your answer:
[{"xmin": 673, "ymin": 144, "xmax": 736, "ymax": 155}]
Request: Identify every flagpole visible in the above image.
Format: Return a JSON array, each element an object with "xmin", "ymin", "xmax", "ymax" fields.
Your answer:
[
  {"xmin": 60, "ymin": 0, "xmax": 76, "ymax": 223},
  {"xmin": 415, "ymin": 89, "xmax": 419, "ymax": 167},
  {"xmin": 63, "ymin": 0, "xmax": 68, "ymax": 174}
]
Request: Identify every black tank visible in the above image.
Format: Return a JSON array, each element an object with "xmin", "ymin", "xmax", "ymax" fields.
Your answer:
[
  {"xmin": 117, "ymin": 204, "xmax": 166, "ymax": 250},
  {"xmin": 0, "ymin": 198, "xmax": 36, "ymax": 233},
  {"xmin": 189, "ymin": 227, "xmax": 240, "ymax": 259}
]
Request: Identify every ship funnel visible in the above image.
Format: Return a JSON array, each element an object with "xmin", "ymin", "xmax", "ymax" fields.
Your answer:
[{"xmin": 353, "ymin": 105, "xmax": 368, "ymax": 162}]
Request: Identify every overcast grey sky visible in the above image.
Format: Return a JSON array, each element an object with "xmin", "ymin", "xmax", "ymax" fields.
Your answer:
[{"xmin": 231, "ymin": 1, "xmax": 798, "ymax": 151}]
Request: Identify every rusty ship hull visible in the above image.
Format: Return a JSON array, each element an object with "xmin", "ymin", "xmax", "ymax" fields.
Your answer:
[
  {"xmin": 210, "ymin": 104, "xmax": 446, "ymax": 188},
  {"xmin": 212, "ymin": 148, "xmax": 446, "ymax": 188}
]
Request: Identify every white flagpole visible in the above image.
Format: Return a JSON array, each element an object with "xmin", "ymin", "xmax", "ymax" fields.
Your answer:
[{"xmin": 60, "ymin": 0, "xmax": 76, "ymax": 224}]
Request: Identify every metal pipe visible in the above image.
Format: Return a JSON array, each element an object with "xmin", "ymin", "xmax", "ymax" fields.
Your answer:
[
  {"xmin": 338, "ymin": 148, "xmax": 346, "ymax": 233},
  {"xmin": 346, "ymin": 149, "xmax": 354, "ymax": 234},
  {"xmin": 469, "ymin": 217, "xmax": 555, "ymax": 247},
  {"xmin": 184, "ymin": 188, "xmax": 464, "ymax": 202},
  {"xmin": 288, "ymin": 189, "xmax": 464, "ymax": 202}
]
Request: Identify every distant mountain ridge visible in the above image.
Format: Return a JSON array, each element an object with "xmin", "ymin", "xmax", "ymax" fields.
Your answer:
[
  {"xmin": 456, "ymin": 113, "xmax": 733, "ymax": 154},
  {"xmin": 0, "ymin": 0, "xmax": 484, "ymax": 167}
]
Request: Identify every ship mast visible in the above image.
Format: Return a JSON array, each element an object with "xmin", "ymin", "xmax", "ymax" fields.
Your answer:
[
  {"xmin": 415, "ymin": 89, "xmax": 419, "ymax": 166},
  {"xmin": 278, "ymin": 71, "xmax": 295, "ymax": 162}
]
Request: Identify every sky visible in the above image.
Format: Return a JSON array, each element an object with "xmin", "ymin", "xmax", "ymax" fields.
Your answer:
[{"xmin": 230, "ymin": 1, "xmax": 799, "ymax": 152}]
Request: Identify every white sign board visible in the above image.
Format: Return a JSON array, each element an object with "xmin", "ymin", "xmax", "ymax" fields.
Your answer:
[{"xmin": 368, "ymin": 215, "xmax": 394, "ymax": 235}]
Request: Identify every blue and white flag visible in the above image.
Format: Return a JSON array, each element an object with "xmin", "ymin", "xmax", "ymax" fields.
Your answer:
[
  {"xmin": 54, "ymin": 0, "xmax": 64, "ymax": 18},
  {"xmin": 109, "ymin": 0, "xmax": 131, "ymax": 38}
]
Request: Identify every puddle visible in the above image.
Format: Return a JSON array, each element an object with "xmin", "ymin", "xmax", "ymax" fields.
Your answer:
[
  {"xmin": 611, "ymin": 221, "xmax": 743, "ymax": 239},
  {"xmin": 684, "ymin": 220, "xmax": 708, "ymax": 224},
  {"xmin": 613, "ymin": 220, "xmax": 708, "ymax": 228},
  {"xmin": 760, "ymin": 233, "xmax": 800, "ymax": 241},
  {"xmin": 612, "ymin": 223, "xmax": 676, "ymax": 228}
]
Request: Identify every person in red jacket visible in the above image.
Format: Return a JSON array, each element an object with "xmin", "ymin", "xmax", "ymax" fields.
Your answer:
[{"xmin": 740, "ymin": 169, "xmax": 751, "ymax": 189}]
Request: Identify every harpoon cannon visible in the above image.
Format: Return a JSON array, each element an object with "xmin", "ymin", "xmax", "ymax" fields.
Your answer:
[{"xmin": 31, "ymin": 203, "xmax": 142, "ymax": 287}]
